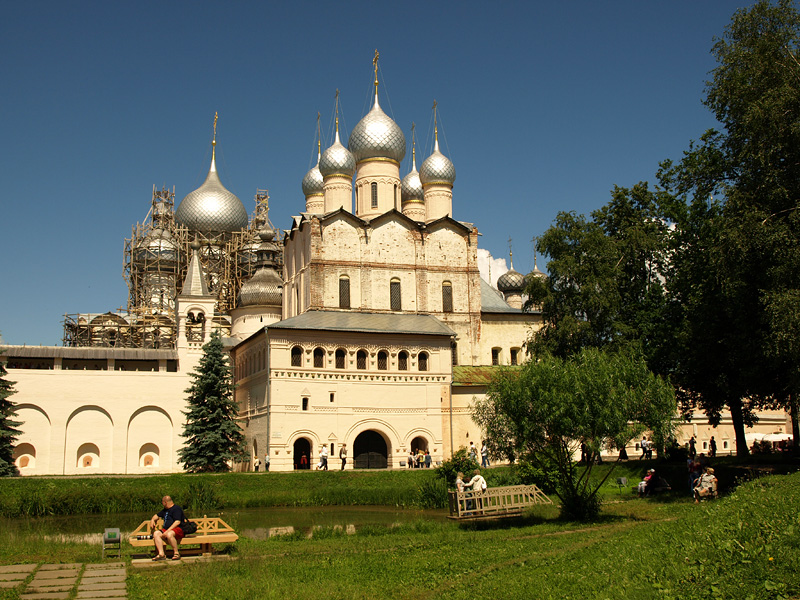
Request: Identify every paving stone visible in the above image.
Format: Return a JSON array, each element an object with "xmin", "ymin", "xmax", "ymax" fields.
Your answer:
[
  {"xmin": 0, "ymin": 573, "xmax": 29, "ymax": 581},
  {"xmin": 38, "ymin": 564, "xmax": 81, "ymax": 571},
  {"xmin": 1, "ymin": 581, "xmax": 23, "ymax": 588},
  {"xmin": 82, "ymin": 568, "xmax": 126, "ymax": 578},
  {"xmin": 78, "ymin": 575, "xmax": 125, "ymax": 584},
  {"xmin": 32, "ymin": 570, "xmax": 79, "ymax": 580},
  {"xmin": 26, "ymin": 583, "xmax": 75, "ymax": 593},
  {"xmin": 29, "ymin": 576, "xmax": 77, "ymax": 585},
  {"xmin": 79, "ymin": 582, "xmax": 126, "ymax": 591},
  {"xmin": 75, "ymin": 590, "xmax": 127, "ymax": 599},
  {"xmin": 20, "ymin": 592, "xmax": 71, "ymax": 600},
  {"xmin": 0, "ymin": 564, "xmax": 37, "ymax": 574},
  {"xmin": 85, "ymin": 563, "xmax": 124, "ymax": 570}
]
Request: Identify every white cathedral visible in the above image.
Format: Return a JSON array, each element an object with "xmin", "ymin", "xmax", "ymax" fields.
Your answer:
[{"xmin": 2, "ymin": 60, "xmax": 545, "ymax": 474}]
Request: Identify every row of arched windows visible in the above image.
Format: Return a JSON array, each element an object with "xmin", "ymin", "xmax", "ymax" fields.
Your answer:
[
  {"xmin": 291, "ymin": 347, "xmax": 429, "ymax": 372},
  {"xmin": 338, "ymin": 276, "xmax": 454, "ymax": 313}
]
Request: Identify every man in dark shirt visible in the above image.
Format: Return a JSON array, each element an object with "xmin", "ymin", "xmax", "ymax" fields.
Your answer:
[{"xmin": 149, "ymin": 496, "xmax": 186, "ymax": 560}]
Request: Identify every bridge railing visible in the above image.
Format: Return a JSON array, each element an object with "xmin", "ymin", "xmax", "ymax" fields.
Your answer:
[{"xmin": 448, "ymin": 484, "xmax": 553, "ymax": 519}]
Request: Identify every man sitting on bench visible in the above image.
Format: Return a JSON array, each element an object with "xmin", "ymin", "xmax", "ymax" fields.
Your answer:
[{"xmin": 149, "ymin": 496, "xmax": 186, "ymax": 561}]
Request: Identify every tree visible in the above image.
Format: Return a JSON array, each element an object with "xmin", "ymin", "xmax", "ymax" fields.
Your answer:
[
  {"xmin": 0, "ymin": 355, "xmax": 22, "ymax": 477},
  {"xmin": 658, "ymin": 0, "xmax": 800, "ymax": 453},
  {"xmin": 178, "ymin": 332, "xmax": 246, "ymax": 472},
  {"xmin": 473, "ymin": 348, "xmax": 676, "ymax": 521},
  {"xmin": 526, "ymin": 183, "xmax": 674, "ymax": 374}
]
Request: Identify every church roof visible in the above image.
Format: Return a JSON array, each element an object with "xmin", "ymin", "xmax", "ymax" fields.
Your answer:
[
  {"xmin": 1, "ymin": 346, "xmax": 177, "ymax": 360},
  {"xmin": 480, "ymin": 278, "xmax": 520, "ymax": 313},
  {"xmin": 267, "ymin": 310, "xmax": 455, "ymax": 337}
]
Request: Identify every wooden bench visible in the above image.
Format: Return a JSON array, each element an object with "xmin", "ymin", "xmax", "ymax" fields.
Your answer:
[
  {"xmin": 448, "ymin": 484, "xmax": 553, "ymax": 520},
  {"xmin": 129, "ymin": 516, "xmax": 238, "ymax": 556}
]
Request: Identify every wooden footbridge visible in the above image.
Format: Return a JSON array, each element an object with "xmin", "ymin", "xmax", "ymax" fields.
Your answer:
[{"xmin": 447, "ymin": 484, "xmax": 553, "ymax": 520}]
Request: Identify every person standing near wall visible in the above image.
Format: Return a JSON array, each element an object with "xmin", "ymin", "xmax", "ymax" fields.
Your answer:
[
  {"xmin": 339, "ymin": 443, "xmax": 347, "ymax": 470},
  {"xmin": 264, "ymin": 453, "xmax": 270, "ymax": 472},
  {"xmin": 253, "ymin": 457, "xmax": 260, "ymax": 472},
  {"xmin": 481, "ymin": 441, "xmax": 490, "ymax": 468}
]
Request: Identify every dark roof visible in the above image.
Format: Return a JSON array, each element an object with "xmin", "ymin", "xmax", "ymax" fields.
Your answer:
[
  {"xmin": 480, "ymin": 278, "xmax": 521, "ymax": 313},
  {"xmin": 267, "ymin": 310, "xmax": 456, "ymax": 337},
  {"xmin": 1, "ymin": 346, "xmax": 178, "ymax": 360},
  {"xmin": 453, "ymin": 365, "xmax": 521, "ymax": 386}
]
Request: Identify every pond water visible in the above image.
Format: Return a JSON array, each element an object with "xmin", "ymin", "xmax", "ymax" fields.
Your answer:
[{"xmin": 2, "ymin": 505, "xmax": 448, "ymax": 543}]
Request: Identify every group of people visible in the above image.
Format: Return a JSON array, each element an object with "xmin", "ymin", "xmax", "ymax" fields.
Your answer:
[
  {"xmin": 468, "ymin": 441, "xmax": 490, "ymax": 468},
  {"xmin": 407, "ymin": 449, "xmax": 432, "ymax": 468},
  {"xmin": 253, "ymin": 454, "xmax": 270, "ymax": 472},
  {"xmin": 455, "ymin": 469, "xmax": 488, "ymax": 513},
  {"xmin": 688, "ymin": 452, "xmax": 718, "ymax": 502}
]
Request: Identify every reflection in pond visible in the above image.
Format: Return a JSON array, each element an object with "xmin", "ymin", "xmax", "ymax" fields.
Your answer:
[{"xmin": 3, "ymin": 505, "xmax": 447, "ymax": 542}]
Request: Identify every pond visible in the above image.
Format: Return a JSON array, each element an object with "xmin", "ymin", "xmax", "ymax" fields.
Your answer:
[{"xmin": 2, "ymin": 505, "xmax": 448, "ymax": 544}]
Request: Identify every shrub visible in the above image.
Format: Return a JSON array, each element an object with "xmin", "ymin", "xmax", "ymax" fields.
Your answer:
[
  {"xmin": 514, "ymin": 459, "xmax": 558, "ymax": 494},
  {"xmin": 435, "ymin": 448, "xmax": 479, "ymax": 487}
]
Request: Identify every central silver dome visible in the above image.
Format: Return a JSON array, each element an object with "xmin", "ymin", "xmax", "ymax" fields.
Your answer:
[
  {"xmin": 348, "ymin": 95, "xmax": 406, "ymax": 164},
  {"xmin": 175, "ymin": 154, "xmax": 249, "ymax": 236}
]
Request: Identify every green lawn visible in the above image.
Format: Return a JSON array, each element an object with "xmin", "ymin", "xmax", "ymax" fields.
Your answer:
[{"xmin": 1, "ymin": 467, "xmax": 798, "ymax": 600}]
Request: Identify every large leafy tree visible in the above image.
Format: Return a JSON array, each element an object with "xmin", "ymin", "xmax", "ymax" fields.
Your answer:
[
  {"xmin": 526, "ymin": 183, "xmax": 673, "ymax": 374},
  {"xmin": 0, "ymin": 356, "xmax": 21, "ymax": 477},
  {"xmin": 178, "ymin": 332, "xmax": 246, "ymax": 472},
  {"xmin": 474, "ymin": 348, "xmax": 676, "ymax": 521},
  {"xmin": 658, "ymin": 0, "xmax": 800, "ymax": 453}
]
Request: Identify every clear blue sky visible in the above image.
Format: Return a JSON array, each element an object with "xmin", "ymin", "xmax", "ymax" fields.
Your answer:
[{"xmin": 0, "ymin": 1, "xmax": 753, "ymax": 346}]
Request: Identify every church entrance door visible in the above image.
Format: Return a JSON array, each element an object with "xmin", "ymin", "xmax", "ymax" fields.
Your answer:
[
  {"xmin": 293, "ymin": 438, "xmax": 311, "ymax": 470},
  {"xmin": 353, "ymin": 430, "xmax": 388, "ymax": 469}
]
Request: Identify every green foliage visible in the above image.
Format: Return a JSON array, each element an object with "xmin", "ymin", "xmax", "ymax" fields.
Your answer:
[
  {"xmin": 434, "ymin": 447, "xmax": 479, "ymax": 487},
  {"xmin": 416, "ymin": 477, "xmax": 448, "ymax": 509},
  {"xmin": 474, "ymin": 348, "xmax": 676, "ymax": 521},
  {"xmin": 657, "ymin": 0, "xmax": 800, "ymax": 453},
  {"xmin": 514, "ymin": 459, "xmax": 558, "ymax": 494},
  {"xmin": 186, "ymin": 479, "xmax": 223, "ymax": 511},
  {"xmin": 178, "ymin": 331, "xmax": 246, "ymax": 472},
  {"xmin": 0, "ymin": 356, "xmax": 21, "ymax": 477}
]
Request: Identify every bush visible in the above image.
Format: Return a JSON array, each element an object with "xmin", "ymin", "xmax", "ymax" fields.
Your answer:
[
  {"xmin": 751, "ymin": 440, "xmax": 773, "ymax": 455},
  {"xmin": 435, "ymin": 448, "xmax": 479, "ymax": 487},
  {"xmin": 514, "ymin": 459, "xmax": 559, "ymax": 494}
]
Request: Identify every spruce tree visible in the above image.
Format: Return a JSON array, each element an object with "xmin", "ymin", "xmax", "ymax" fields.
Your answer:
[
  {"xmin": 178, "ymin": 331, "xmax": 245, "ymax": 472},
  {"xmin": 0, "ymin": 356, "xmax": 21, "ymax": 477}
]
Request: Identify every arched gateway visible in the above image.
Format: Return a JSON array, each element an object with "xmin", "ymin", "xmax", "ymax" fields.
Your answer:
[
  {"xmin": 293, "ymin": 437, "xmax": 311, "ymax": 469},
  {"xmin": 353, "ymin": 430, "xmax": 388, "ymax": 469}
]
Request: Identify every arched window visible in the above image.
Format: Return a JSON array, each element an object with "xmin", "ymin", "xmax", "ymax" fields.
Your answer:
[
  {"xmin": 335, "ymin": 349, "xmax": 346, "ymax": 369},
  {"xmin": 377, "ymin": 350, "xmax": 388, "ymax": 370},
  {"xmin": 418, "ymin": 352, "xmax": 429, "ymax": 372},
  {"xmin": 394, "ymin": 184, "xmax": 398, "ymax": 206},
  {"xmin": 291, "ymin": 346, "xmax": 303, "ymax": 367},
  {"xmin": 398, "ymin": 351, "xmax": 408, "ymax": 371},
  {"xmin": 390, "ymin": 278, "xmax": 402, "ymax": 311},
  {"xmin": 357, "ymin": 350, "xmax": 368, "ymax": 370},
  {"xmin": 442, "ymin": 281, "xmax": 453, "ymax": 313},
  {"xmin": 371, "ymin": 182, "xmax": 378, "ymax": 209},
  {"xmin": 314, "ymin": 348, "xmax": 325, "ymax": 368},
  {"xmin": 339, "ymin": 275, "xmax": 350, "ymax": 309}
]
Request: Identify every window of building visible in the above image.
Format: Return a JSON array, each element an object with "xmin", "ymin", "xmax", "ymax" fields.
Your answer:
[
  {"xmin": 510, "ymin": 348, "xmax": 519, "ymax": 366},
  {"xmin": 491, "ymin": 348, "xmax": 500, "ymax": 366},
  {"xmin": 390, "ymin": 278, "xmax": 402, "ymax": 311},
  {"xmin": 394, "ymin": 184, "xmax": 398, "ymax": 205},
  {"xmin": 314, "ymin": 348, "xmax": 325, "ymax": 368},
  {"xmin": 357, "ymin": 350, "xmax": 368, "ymax": 370},
  {"xmin": 291, "ymin": 346, "xmax": 303, "ymax": 367},
  {"xmin": 451, "ymin": 342, "xmax": 458, "ymax": 366},
  {"xmin": 330, "ymin": 392, "xmax": 335, "ymax": 403},
  {"xmin": 442, "ymin": 281, "xmax": 453, "ymax": 313},
  {"xmin": 302, "ymin": 397, "xmax": 309, "ymax": 411},
  {"xmin": 335, "ymin": 349, "xmax": 346, "ymax": 369},
  {"xmin": 419, "ymin": 352, "xmax": 429, "ymax": 372},
  {"xmin": 339, "ymin": 275, "xmax": 350, "ymax": 309},
  {"xmin": 371, "ymin": 182, "xmax": 378, "ymax": 209},
  {"xmin": 398, "ymin": 351, "xmax": 408, "ymax": 371},
  {"xmin": 377, "ymin": 350, "xmax": 388, "ymax": 370}
]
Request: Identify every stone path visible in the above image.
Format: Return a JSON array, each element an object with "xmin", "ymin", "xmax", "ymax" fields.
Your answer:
[{"xmin": 0, "ymin": 562, "xmax": 127, "ymax": 600}]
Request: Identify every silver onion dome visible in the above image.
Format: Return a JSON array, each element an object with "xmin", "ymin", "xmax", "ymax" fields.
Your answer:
[
  {"xmin": 497, "ymin": 269, "xmax": 525, "ymax": 293},
  {"xmin": 348, "ymin": 94, "xmax": 406, "ymax": 163},
  {"xmin": 419, "ymin": 138, "xmax": 456, "ymax": 186},
  {"xmin": 524, "ymin": 265, "xmax": 548, "ymax": 287},
  {"xmin": 238, "ymin": 267, "xmax": 283, "ymax": 307},
  {"xmin": 319, "ymin": 129, "xmax": 356, "ymax": 178},
  {"xmin": 401, "ymin": 169, "xmax": 423, "ymax": 203},
  {"xmin": 175, "ymin": 153, "xmax": 249, "ymax": 236},
  {"xmin": 133, "ymin": 228, "xmax": 179, "ymax": 271},
  {"xmin": 302, "ymin": 161, "xmax": 324, "ymax": 197}
]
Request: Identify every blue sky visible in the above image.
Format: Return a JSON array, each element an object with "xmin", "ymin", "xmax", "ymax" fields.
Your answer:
[{"xmin": 1, "ymin": 1, "xmax": 753, "ymax": 346}]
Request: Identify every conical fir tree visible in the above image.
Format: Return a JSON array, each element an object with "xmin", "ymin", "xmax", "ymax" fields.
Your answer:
[
  {"xmin": 178, "ymin": 331, "xmax": 245, "ymax": 472},
  {"xmin": 0, "ymin": 356, "xmax": 22, "ymax": 477}
]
